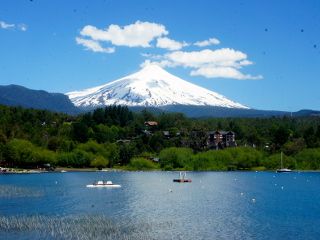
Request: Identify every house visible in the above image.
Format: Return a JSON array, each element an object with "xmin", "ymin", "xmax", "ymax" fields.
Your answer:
[
  {"xmin": 144, "ymin": 121, "xmax": 158, "ymax": 127},
  {"xmin": 207, "ymin": 130, "xmax": 237, "ymax": 149}
]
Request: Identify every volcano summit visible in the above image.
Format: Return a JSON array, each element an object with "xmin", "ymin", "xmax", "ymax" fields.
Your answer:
[{"xmin": 67, "ymin": 64, "xmax": 248, "ymax": 109}]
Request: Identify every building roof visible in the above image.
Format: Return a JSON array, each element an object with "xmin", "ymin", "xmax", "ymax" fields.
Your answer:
[{"xmin": 144, "ymin": 121, "xmax": 158, "ymax": 126}]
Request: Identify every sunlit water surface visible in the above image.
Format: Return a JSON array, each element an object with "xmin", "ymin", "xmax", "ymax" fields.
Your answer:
[{"xmin": 0, "ymin": 171, "xmax": 319, "ymax": 239}]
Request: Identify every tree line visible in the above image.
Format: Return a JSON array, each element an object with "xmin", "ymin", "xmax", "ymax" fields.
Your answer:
[{"xmin": 0, "ymin": 104, "xmax": 320, "ymax": 170}]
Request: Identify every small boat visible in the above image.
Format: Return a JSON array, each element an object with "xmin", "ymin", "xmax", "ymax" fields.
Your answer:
[
  {"xmin": 173, "ymin": 172, "xmax": 192, "ymax": 183},
  {"xmin": 276, "ymin": 152, "xmax": 292, "ymax": 173},
  {"xmin": 86, "ymin": 180, "xmax": 121, "ymax": 188}
]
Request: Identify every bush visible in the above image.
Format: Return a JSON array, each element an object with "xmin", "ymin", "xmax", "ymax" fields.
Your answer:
[
  {"xmin": 226, "ymin": 147, "xmax": 263, "ymax": 169},
  {"xmin": 128, "ymin": 157, "xmax": 158, "ymax": 170},
  {"xmin": 5, "ymin": 139, "xmax": 57, "ymax": 168},
  {"xmin": 192, "ymin": 150, "xmax": 233, "ymax": 170},
  {"xmin": 159, "ymin": 147, "xmax": 193, "ymax": 170},
  {"xmin": 263, "ymin": 153, "xmax": 295, "ymax": 170},
  {"xmin": 295, "ymin": 148, "xmax": 320, "ymax": 170},
  {"xmin": 90, "ymin": 156, "xmax": 109, "ymax": 169},
  {"xmin": 57, "ymin": 149, "xmax": 93, "ymax": 168}
]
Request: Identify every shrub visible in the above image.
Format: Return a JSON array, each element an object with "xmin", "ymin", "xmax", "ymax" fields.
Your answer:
[
  {"xmin": 128, "ymin": 157, "xmax": 158, "ymax": 170},
  {"xmin": 159, "ymin": 147, "xmax": 193, "ymax": 169}
]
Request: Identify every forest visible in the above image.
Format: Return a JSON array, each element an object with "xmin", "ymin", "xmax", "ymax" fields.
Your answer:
[{"xmin": 0, "ymin": 104, "xmax": 320, "ymax": 171}]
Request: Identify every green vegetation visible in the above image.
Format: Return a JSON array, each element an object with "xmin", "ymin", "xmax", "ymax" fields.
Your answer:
[
  {"xmin": 0, "ymin": 104, "xmax": 320, "ymax": 171},
  {"xmin": 127, "ymin": 157, "xmax": 159, "ymax": 170}
]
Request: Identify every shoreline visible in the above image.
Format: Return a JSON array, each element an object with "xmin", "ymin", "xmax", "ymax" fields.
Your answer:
[{"xmin": 1, "ymin": 167, "xmax": 320, "ymax": 174}]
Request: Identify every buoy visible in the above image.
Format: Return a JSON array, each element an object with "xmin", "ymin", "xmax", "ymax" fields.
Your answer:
[
  {"xmin": 252, "ymin": 198, "xmax": 256, "ymax": 203},
  {"xmin": 240, "ymin": 192, "xmax": 244, "ymax": 196}
]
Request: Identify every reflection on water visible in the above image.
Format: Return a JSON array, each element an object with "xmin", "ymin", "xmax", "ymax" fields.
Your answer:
[
  {"xmin": 0, "ymin": 215, "xmax": 158, "ymax": 240},
  {"xmin": 0, "ymin": 171, "xmax": 320, "ymax": 239}
]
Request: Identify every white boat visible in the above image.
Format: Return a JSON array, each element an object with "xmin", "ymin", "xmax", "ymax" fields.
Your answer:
[
  {"xmin": 276, "ymin": 152, "xmax": 292, "ymax": 173},
  {"xmin": 86, "ymin": 180, "xmax": 121, "ymax": 188}
]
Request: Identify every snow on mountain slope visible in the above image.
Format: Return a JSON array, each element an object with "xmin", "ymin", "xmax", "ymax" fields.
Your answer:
[{"xmin": 67, "ymin": 64, "xmax": 249, "ymax": 109}]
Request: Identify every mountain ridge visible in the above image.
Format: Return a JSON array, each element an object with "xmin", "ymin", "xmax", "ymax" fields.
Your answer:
[{"xmin": 0, "ymin": 84, "xmax": 79, "ymax": 114}]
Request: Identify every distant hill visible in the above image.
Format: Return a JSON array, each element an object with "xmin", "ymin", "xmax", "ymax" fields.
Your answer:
[
  {"xmin": 0, "ymin": 84, "xmax": 79, "ymax": 114},
  {"xmin": 126, "ymin": 105, "xmax": 320, "ymax": 118}
]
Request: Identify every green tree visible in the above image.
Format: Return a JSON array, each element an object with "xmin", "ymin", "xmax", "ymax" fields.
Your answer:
[
  {"xmin": 159, "ymin": 147, "xmax": 193, "ymax": 170},
  {"xmin": 128, "ymin": 157, "xmax": 158, "ymax": 170},
  {"xmin": 90, "ymin": 156, "xmax": 109, "ymax": 169}
]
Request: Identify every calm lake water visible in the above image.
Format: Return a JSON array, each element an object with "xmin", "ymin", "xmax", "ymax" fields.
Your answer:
[{"xmin": 0, "ymin": 171, "xmax": 319, "ymax": 239}]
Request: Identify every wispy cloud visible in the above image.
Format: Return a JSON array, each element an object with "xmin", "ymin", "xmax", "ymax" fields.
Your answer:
[
  {"xmin": 76, "ymin": 37, "xmax": 115, "ymax": 53},
  {"xmin": 18, "ymin": 24, "xmax": 28, "ymax": 31},
  {"xmin": 194, "ymin": 38, "xmax": 220, "ymax": 47},
  {"xmin": 0, "ymin": 21, "xmax": 15, "ymax": 30},
  {"xmin": 0, "ymin": 20, "xmax": 27, "ymax": 31},
  {"xmin": 156, "ymin": 37, "xmax": 189, "ymax": 51}
]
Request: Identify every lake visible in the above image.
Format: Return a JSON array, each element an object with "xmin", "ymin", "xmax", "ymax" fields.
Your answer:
[{"xmin": 0, "ymin": 171, "xmax": 319, "ymax": 239}]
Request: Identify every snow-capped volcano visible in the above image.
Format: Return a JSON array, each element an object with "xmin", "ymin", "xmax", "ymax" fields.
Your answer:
[{"xmin": 67, "ymin": 64, "xmax": 249, "ymax": 109}]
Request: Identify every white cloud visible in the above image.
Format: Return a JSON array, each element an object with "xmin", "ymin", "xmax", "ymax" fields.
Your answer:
[
  {"xmin": 18, "ymin": 24, "xmax": 28, "ymax": 31},
  {"xmin": 0, "ymin": 21, "xmax": 28, "ymax": 31},
  {"xmin": 142, "ymin": 48, "xmax": 262, "ymax": 80},
  {"xmin": 194, "ymin": 38, "xmax": 220, "ymax": 47},
  {"xmin": 0, "ymin": 21, "xmax": 15, "ymax": 29},
  {"xmin": 165, "ymin": 48, "xmax": 248, "ymax": 68},
  {"xmin": 80, "ymin": 21, "xmax": 168, "ymax": 48},
  {"xmin": 76, "ymin": 37, "xmax": 115, "ymax": 53},
  {"xmin": 140, "ymin": 59, "xmax": 174, "ymax": 68},
  {"xmin": 190, "ymin": 67, "xmax": 263, "ymax": 80},
  {"xmin": 76, "ymin": 20, "xmax": 262, "ymax": 80},
  {"xmin": 156, "ymin": 37, "xmax": 188, "ymax": 50}
]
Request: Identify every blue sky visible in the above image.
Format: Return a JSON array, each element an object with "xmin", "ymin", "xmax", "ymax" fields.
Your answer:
[{"xmin": 0, "ymin": 0, "xmax": 319, "ymax": 111}]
